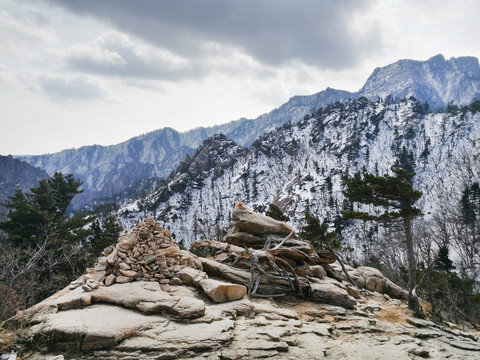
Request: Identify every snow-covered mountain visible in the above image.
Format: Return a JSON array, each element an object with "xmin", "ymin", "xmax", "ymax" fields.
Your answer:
[
  {"xmin": 17, "ymin": 55, "xmax": 480, "ymax": 210},
  {"xmin": 118, "ymin": 97, "xmax": 480, "ymax": 265},
  {"xmin": 359, "ymin": 54, "xmax": 480, "ymax": 108}
]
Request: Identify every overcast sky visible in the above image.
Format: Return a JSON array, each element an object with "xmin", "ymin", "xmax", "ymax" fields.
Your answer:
[{"xmin": 1, "ymin": 0, "xmax": 480, "ymax": 155}]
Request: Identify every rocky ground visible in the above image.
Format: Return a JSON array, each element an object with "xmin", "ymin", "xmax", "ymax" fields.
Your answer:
[
  {"xmin": 1, "ymin": 211, "xmax": 479, "ymax": 359},
  {"xmin": 2, "ymin": 285, "xmax": 479, "ymax": 359}
]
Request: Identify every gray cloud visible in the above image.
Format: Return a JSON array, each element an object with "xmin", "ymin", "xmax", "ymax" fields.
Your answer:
[
  {"xmin": 66, "ymin": 31, "xmax": 203, "ymax": 81},
  {"xmin": 47, "ymin": 0, "xmax": 380, "ymax": 71},
  {"xmin": 39, "ymin": 75, "xmax": 105, "ymax": 100}
]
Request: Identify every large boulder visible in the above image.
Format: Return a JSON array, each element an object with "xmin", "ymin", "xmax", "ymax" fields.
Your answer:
[
  {"xmin": 356, "ymin": 267, "xmax": 408, "ymax": 300},
  {"xmin": 309, "ymin": 280, "xmax": 357, "ymax": 309},
  {"xmin": 199, "ymin": 278, "xmax": 247, "ymax": 303},
  {"xmin": 232, "ymin": 208, "xmax": 294, "ymax": 236}
]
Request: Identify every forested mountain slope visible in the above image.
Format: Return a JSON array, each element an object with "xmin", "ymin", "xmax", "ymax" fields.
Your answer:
[
  {"xmin": 17, "ymin": 55, "xmax": 480, "ymax": 210},
  {"xmin": 118, "ymin": 97, "xmax": 480, "ymax": 281}
]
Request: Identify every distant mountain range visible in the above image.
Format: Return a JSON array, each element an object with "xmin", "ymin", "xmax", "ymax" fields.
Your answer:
[
  {"xmin": 117, "ymin": 96, "xmax": 480, "ymax": 253},
  {"xmin": 13, "ymin": 55, "xmax": 480, "ymax": 210}
]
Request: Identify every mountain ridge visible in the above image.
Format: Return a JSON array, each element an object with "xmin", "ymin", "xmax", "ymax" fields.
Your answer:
[{"xmin": 14, "ymin": 55, "xmax": 480, "ymax": 210}]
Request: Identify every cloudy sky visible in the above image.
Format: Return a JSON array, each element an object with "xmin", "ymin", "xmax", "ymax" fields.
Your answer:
[{"xmin": 1, "ymin": 0, "xmax": 479, "ymax": 155}]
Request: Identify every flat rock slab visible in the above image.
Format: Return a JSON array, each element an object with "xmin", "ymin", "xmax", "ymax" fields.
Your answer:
[
  {"xmin": 447, "ymin": 340, "xmax": 480, "ymax": 351},
  {"xmin": 251, "ymin": 301, "xmax": 299, "ymax": 319},
  {"xmin": 118, "ymin": 319, "xmax": 235, "ymax": 353},
  {"xmin": 54, "ymin": 287, "xmax": 93, "ymax": 311},
  {"xmin": 27, "ymin": 304, "xmax": 166, "ymax": 351},
  {"xmin": 406, "ymin": 317, "xmax": 438, "ymax": 328},
  {"xmin": 91, "ymin": 281, "xmax": 179, "ymax": 314},
  {"xmin": 171, "ymin": 296, "xmax": 205, "ymax": 319}
]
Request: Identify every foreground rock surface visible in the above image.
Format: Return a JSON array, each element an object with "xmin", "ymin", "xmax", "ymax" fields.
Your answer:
[
  {"xmin": 4, "ymin": 215, "xmax": 479, "ymax": 359},
  {"xmin": 8, "ymin": 288, "xmax": 480, "ymax": 360}
]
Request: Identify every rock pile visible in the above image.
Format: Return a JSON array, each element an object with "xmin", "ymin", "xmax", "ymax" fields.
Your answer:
[
  {"xmin": 225, "ymin": 204, "xmax": 319, "ymax": 258},
  {"xmin": 192, "ymin": 205, "xmax": 358, "ymax": 308},
  {"xmin": 193, "ymin": 204, "xmax": 408, "ymax": 308},
  {"xmin": 81, "ymin": 217, "xmax": 201, "ymax": 291},
  {"xmin": 5, "ymin": 207, "xmax": 480, "ymax": 359}
]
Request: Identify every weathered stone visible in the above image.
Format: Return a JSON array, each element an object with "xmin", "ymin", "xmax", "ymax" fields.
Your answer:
[
  {"xmin": 407, "ymin": 317, "xmax": 439, "ymax": 328},
  {"xmin": 252, "ymin": 302, "xmax": 299, "ymax": 319},
  {"xmin": 356, "ymin": 267, "xmax": 408, "ymax": 300},
  {"xmin": 170, "ymin": 277, "xmax": 183, "ymax": 286},
  {"xmin": 27, "ymin": 304, "xmax": 165, "ymax": 351},
  {"xmin": 118, "ymin": 262, "xmax": 131, "ymax": 270},
  {"xmin": 92, "ymin": 281, "xmax": 178, "ymax": 314},
  {"xmin": 155, "ymin": 245, "xmax": 181, "ymax": 257},
  {"xmin": 104, "ymin": 274, "xmax": 116, "ymax": 286},
  {"xmin": 139, "ymin": 254, "xmax": 157, "ymax": 265},
  {"xmin": 316, "ymin": 249, "xmax": 337, "ymax": 264},
  {"xmin": 232, "ymin": 208, "xmax": 294, "ymax": 236},
  {"xmin": 199, "ymin": 278, "xmax": 247, "ymax": 303},
  {"xmin": 106, "ymin": 248, "xmax": 119, "ymax": 265},
  {"xmin": 119, "ymin": 269, "xmax": 138, "ymax": 277},
  {"xmin": 310, "ymin": 281, "xmax": 357, "ymax": 309},
  {"xmin": 171, "ymin": 297, "xmax": 205, "ymax": 319},
  {"xmin": 55, "ymin": 287, "xmax": 92, "ymax": 310},
  {"xmin": 89, "ymin": 270, "xmax": 106, "ymax": 282},
  {"xmin": 296, "ymin": 265, "xmax": 326, "ymax": 279},
  {"xmin": 177, "ymin": 267, "xmax": 207, "ymax": 286},
  {"xmin": 117, "ymin": 233, "xmax": 138, "ymax": 250},
  {"xmin": 115, "ymin": 276, "xmax": 133, "ymax": 284}
]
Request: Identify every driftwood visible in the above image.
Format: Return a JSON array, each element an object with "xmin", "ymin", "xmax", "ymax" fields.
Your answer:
[
  {"xmin": 199, "ymin": 257, "xmax": 296, "ymax": 296},
  {"xmin": 192, "ymin": 230, "xmax": 315, "ymax": 298}
]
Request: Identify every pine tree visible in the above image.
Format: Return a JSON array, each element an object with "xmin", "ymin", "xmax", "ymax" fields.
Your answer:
[
  {"xmin": 1, "ymin": 172, "xmax": 83, "ymax": 247},
  {"xmin": 265, "ymin": 203, "xmax": 290, "ymax": 222},
  {"xmin": 0, "ymin": 172, "xmax": 91, "ymax": 309},
  {"xmin": 300, "ymin": 212, "xmax": 356, "ymax": 286},
  {"xmin": 342, "ymin": 167, "xmax": 424, "ymax": 317},
  {"xmin": 433, "ymin": 245, "xmax": 455, "ymax": 273}
]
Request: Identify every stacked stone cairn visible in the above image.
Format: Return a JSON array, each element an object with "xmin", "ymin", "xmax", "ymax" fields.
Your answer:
[
  {"xmin": 76, "ymin": 217, "xmax": 200, "ymax": 292},
  {"xmin": 71, "ymin": 207, "xmax": 407, "ymax": 310},
  {"xmin": 191, "ymin": 203, "xmax": 408, "ymax": 308}
]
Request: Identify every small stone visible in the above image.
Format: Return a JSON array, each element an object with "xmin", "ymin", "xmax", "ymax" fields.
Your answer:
[
  {"xmin": 106, "ymin": 248, "xmax": 119, "ymax": 265},
  {"xmin": 199, "ymin": 278, "xmax": 247, "ymax": 303},
  {"xmin": 119, "ymin": 269, "xmax": 138, "ymax": 277},
  {"xmin": 69, "ymin": 279, "xmax": 83, "ymax": 290},
  {"xmin": 170, "ymin": 277, "xmax": 182, "ymax": 286},
  {"xmin": 119, "ymin": 262, "xmax": 131, "ymax": 270},
  {"xmin": 104, "ymin": 274, "xmax": 116, "ymax": 286},
  {"xmin": 86, "ymin": 279, "xmax": 99, "ymax": 289},
  {"xmin": 116, "ymin": 275, "xmax": 133, "ymax": 284},
  {"xmin": 82, "ymin": 284, "xmax": 93, "ymax": 292}
]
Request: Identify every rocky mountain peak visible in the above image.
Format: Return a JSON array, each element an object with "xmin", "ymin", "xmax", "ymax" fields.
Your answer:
[{"xmin": 359, "ymin": 54, "xmax": 480, "ymax": 108}]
